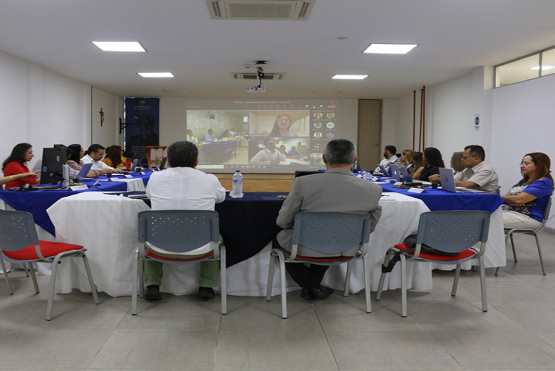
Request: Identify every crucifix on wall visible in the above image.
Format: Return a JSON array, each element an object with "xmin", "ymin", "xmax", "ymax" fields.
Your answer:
[{"xmin": 99, "ymin": 108, "xmax": 104, "ymax": 126}]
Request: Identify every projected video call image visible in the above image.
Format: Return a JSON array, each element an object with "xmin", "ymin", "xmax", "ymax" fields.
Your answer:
[{"xmin": 184, "ymin": 99, "xmax": 349, "ymax": 173}]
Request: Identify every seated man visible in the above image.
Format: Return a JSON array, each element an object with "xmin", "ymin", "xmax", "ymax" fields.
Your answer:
[
  {"xmin": 81, "ymin": 144, "xmax": 120, "ymax": 174},
  {"xmin": 287, "ymin": 146, "xmax": 300, "ymax": 157},
  {"xmin": 374, "ymin": 145, "xmax": 400, "ymax": 173},
  {"xmin": 144, "ymin": 140, "xmax": 226, "ymax": 301},
  {"xmin": 205, "ymin": 129, "xmax": 217, "ymax": 141},
  {"xmin": 274, "ymin": 139, "xmax": 382, "ymax": 301},
  {"xmin": 249, "ymin": 139, "xmax": 286, "ymax": 165},
  {"xmin": 430, "ymin": 145, "xmax": 498, "ymax": 193}
]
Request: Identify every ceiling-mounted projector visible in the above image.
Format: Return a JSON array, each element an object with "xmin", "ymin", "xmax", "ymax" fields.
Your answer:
[{"xmin": 246, "ymin": 86, "xmax": 266, "ymax": 93}]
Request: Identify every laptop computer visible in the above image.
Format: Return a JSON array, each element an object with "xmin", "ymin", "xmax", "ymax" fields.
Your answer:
[
  {"xmin": 399, "ymin": 167, "xmax": 413, "ymax": 183},
  {"xmin": 130, "ymin": 158, "xmax": 139, "ymax": 171},
  {"xmin": 389, "ymin": 164, "xmax": 401, "ymax": 181},
  {"xmin": 378, "ymin": 165, "xmax": 389, "ymax": 177},
  {"xmin": 77, "ymin": 163, "xmax": 93, "ymax": 180},
  {"xmin": 439, "ymin": 168, "xmax": 484, "ymax": 193}
]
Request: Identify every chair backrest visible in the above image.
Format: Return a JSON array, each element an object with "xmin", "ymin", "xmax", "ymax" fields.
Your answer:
[
  {"xmin": 0, "ymin": 210, "xmax": 40, "ymax": 252},
  {"xmin": 138, "ymin": 210, "xmax": 219, "ymax": 253},
  {"xmin": 415, "ymin": 210, "xmax": 490, "ymax": 254},
  {"xmin": 537, "ymin": 196, "xmax": 553, "ymax": 231},
  {"xmin": 292, "ymin": 212, "xmax": 372, "ymax": 254}
]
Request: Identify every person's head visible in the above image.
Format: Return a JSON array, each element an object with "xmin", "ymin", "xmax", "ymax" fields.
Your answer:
[
  {"xmin": 400, "ymin": 149, "xmax": 414, "ymax": 164},
  {"xmin": 323, "ymin": 139, "xmax": 357, "ymax": 168},
  {"xmin": 208, "ymin": 129, "xmax": 213, "ymax": 135},
  {"xmin": 264, "ymin": 139, "xmax": 276, "ymax": 152},
  {"xmin": 187, "ymin": 129, "xmax": 194, "ymax": 136},
  {"xmin": 106, "ymin": 145, "xmax": 123, "ymax": 167},
  {"xmin": 280, "ymin": 145, "xmax": 286, "ymax": 151},
  {"xmin": 167, "ymin": 140, "xmax": 198, "ymax": 168},
  {"xmin": 2, "ymin": 143, "xmax": 33, "ymax": 170},
  {"xmin": 384, "ymin": 145, "xmax": 397, "ymax": 159},
  {"xmin": 461, "ymin": 145, "xmax": 485, "ymax": 169},
  {"xmin": 451, "ymin": 152, "xmax": 465, "ymax": 172},
  {"xmin": 87, "ymin": 144, "xmax": 105, "ymax": 161},
  {"xmin": 136, "ymin": 114, "xmax": 156, "ymax": 137},
  {"xmin": 291, "ymin": 146, "xmax": 297, "ymax": 151},
  {"xmin": 68, "ymin": 144, "xmax": 84, "ymax": 163},
  {"xmin": 270, "ymin": 114, "xmax": 292, "ymax": 136},
  {"xmin": 519, "ymin": 152, "xmax": 554, "ymax": 186},
  {"xmin": 412, "ymin": 152, "xmax": 424, "ymax": 169},
  {"xmin": 423, "ymin": 147, "xmax": 445, "ymax": 168}
]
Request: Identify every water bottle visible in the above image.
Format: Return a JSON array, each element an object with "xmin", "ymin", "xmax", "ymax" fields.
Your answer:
[{"xmin": 230, "ymin": 170, "xmax": 243, "ymax": 198}]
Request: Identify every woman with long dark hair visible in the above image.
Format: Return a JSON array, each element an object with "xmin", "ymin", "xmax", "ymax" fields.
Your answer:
[
  {"xmin": 66, "ymin": 144, "xmax": 100, "ymax": 178},
  {"xmin": 502, "ymin": 152, "xmax": 554, "ymax": 228},
  {"xmin": 2, "ymin": 143, "xmax": 38, "ymax": 189},
  {"xmin": 269, "ymin": 114, "xmax": 297, "ymax": 137},
  {"xmin": 411, "ymin": 147, "xmax": 445, "ymax": 181},
  {"xmin": 102, "ymin": 145, "xmax": 126, "ymax": 168}
]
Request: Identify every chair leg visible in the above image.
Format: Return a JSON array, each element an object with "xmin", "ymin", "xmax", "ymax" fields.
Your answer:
[
  {"xmin": 28, "ymin": 263, "xmax": 40, "ymax": 294},
  {"xmin": 452, "ymin": 263, "xmax": 461, "ymax": 296},
  {"xmin": 23, "ymin": 264, "xmax": 29, "ymax": 277},
  {"xmin": 266, "ymin": 251, "xmax": 277, "ymax": 301},
  {"xmin": 344, "ymin": 260, "xmax": 352, "ymax": 297},
  {"xmin": 533, "ymin": 233, "xmax": 546, "ymax": 275},
  {"xmin": 494, "ymin": 267, "xmax": 500, "ymax": 276},
  {"xmin": 363, "ymin": 254, "xmax": 371, "ymax": 313},
  {"xmin": 509, "ymin": 233, "xmax": 518, "ymax": 262},
  {"xmin": 479, "ymin": 256, "xmax": 488, "ymax": 312},
  {"xmin": 400, "ymin": 255, "xmax": 407, "ymax": 317},
  {"xmin": 131, "ymin": 248, "xmax": 139, "ymax": 315},
  {"xmin": 0, "ymin": 258, "xmax": 13, "ymax": 295},
  {"xmin": 81, "ymin": 254, "xmax": 99, "ymax": 304},
  {"xmin": 220, "ymin": 247, "xmax": 227, "ymax": 315},
  {"xmin": 275, "ymin": 249, "xmax": 288, "ymax": 319},
  {"xmin": 46, "ymin": 256, "xmax": 63, "ymax": 321}
]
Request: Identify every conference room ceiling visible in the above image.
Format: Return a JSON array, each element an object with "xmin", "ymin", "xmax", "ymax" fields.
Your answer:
[{"xmin": 1, "ymin": 0, "xmax": 555, "ymax": 100}]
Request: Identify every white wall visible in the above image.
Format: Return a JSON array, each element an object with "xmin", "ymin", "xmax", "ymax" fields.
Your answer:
[{"xmin": 0, "ymin": 50, "xmax": 119, "ymax": 172}]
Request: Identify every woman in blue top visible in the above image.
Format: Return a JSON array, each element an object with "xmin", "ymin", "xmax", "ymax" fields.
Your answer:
[{"xmin": 502, "ymin": 152, "xmax": 554, "ymax": 229}]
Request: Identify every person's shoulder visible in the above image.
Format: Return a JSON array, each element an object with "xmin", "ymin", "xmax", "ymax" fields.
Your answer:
[{"xmin": 536, "ymin": 177, "xmax": 553, "ymax": 188}]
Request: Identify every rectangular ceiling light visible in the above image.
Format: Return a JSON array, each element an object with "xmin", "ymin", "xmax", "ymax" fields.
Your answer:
[
  {"xmin": 530, "ymin": 66, "xmax": 555, "ymax": 70},
  {"xmin": 92, "ymin": 41, "xmax": 145, "ymax": 52},
  {"xmin": 364, "ymin": 44, "xmax": 417, "ymax": 54},
  {"xmin": 332, "ymin": 75, "xmax": 368, "ymax": 80},
  {"xmin": 138, "ymin": 72, "xmax": 174, "ymax": 78}
]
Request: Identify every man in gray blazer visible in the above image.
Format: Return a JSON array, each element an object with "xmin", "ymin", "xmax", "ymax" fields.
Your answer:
[{"xmin": 275, "ymin": 139, "xmax": 382, "ymax": 301}]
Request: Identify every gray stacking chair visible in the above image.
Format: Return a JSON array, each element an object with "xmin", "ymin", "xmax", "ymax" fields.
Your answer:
[
  {"xmin": 0, "ymin": 210, "xmax": 99, "ymax": 321},
  {"xmin": 266, "ymin": 212, "xmax": 373, "ymax": 319},
  {"xmin": 132, "ymin": 210, "xmax": 226, "ymax": 315},
  {"xmin": 499, "ymin": 196, "xmax": 552, "ymax": 275},
  {"xmin": 376, "ymin": 210, "xmax": 490, "ymax": 317}
]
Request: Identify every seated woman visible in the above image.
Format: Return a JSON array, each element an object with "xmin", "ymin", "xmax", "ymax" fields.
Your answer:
[
  {"xmin": 66, "ymin": 144, "xmax": 101, "ymax": 177},
  {"xmin": 2, "ymin": 143, "xmax": 39, "ymax": 189},
  {"xmin": 103, "ymin": 145, "xmax": 126, "ymax": 168},
  {"xmin": 411, "ymin": 147, "xmax": 445, "ymax": 181},
  {"xmin": 502, "ymin": 152, "xmax": 554, "ymax": 229},
  {"xmin": 399, "ymin": 149, "xmax": 415, "ymax": 174},
  {"xmin": 269, "ymin": 114, "xmax": 298, "ymax": 137},
  {"xmin": 450, "ymin": 151, "xmax": 465, "ymax": 174}
]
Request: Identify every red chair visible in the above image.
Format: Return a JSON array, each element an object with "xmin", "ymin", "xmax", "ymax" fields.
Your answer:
[{"xmin": 0, "ymin": 210, "xmax": 99, "ymax": 320}]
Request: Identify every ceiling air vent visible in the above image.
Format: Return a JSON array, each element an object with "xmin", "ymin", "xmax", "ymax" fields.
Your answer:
[
  {"xmin": 207, "ymin": 0, "xmax": 314, "ymax": 20},
  {"xmin": 233, "ymin": 72, "xmax": 285, "ymax": 80}
]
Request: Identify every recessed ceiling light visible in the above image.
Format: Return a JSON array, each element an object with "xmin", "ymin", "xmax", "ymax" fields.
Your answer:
[
  {"xmin": 138, "ymin": 72, "xmax": 174, "ymax": 78},
  {"xmin": 530, "ymin": 66, "xmax": 555, "ymax": 70},
  {"xmin": 314, "ymin": 90, "xmax": 343, "ymax": 94},
  {"xmin": 363, "ymin": 44, "xmax": 417, "ymax": 54},
  {"xmin": 332, "ymin": 75, "xmax": 368, "ymax": 80},
  {"xmin": 92, "ymin": 41, "xmax": 145, "ymax": 52}
]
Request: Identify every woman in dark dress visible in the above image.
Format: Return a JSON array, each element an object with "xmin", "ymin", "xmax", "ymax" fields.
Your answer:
[{"xmin": 411, "ymin": 147, "xmax": 445, "ymax": 181}]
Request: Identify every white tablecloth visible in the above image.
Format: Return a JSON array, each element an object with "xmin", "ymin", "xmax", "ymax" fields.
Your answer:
[
  {"xmin": 109, "ymin": 177, "xmax": 146, "ymax": 192},
  {"xmin": 47, "ymin": 192, "xmax": 435, "ymax": 296}
]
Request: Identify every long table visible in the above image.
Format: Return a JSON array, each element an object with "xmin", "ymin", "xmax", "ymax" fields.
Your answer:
[{"xmin": 47, "ymin": 192, "xmax": 431, "ymax": 297}]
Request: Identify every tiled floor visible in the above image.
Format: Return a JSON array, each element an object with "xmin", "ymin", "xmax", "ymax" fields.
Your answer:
[{"xmin": 2, "ymin": 231, "xmax": 555, "ymax": 370}]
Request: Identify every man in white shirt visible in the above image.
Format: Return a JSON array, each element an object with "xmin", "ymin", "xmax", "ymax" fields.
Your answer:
[
  {"xmin": 205, "ymin": 129, "xmax": 217, "ymax": 141},
  {"xmin": 81, "ymin": 144, "xmax": 120, "ymax": 174},
  {"xmin": 144, "ymin": 141, "xmax": 226, "ymax": 301},
  {"xmin": 374, "ymin": 145, "xmax": 400, "ymax": 173},
  {"xmin": 431, "ymin": 145, "xmax": 499, "ymax": 193},
  {"xmin": 249, "ymin": 139, "xmax": 286, "ymax": 165}
]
